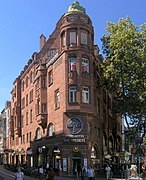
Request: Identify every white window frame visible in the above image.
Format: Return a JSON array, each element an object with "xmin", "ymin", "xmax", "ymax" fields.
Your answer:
[
  {"xmin": 81, "ymin": 32, "xmax": 87, "ymax": 45},
  {"xmin": 82, "ymin": 58, "xmax": 89, "ymax": 73},
  {"xmin": 48, "ymin": 123, "xmax": 55, "ymax": 136},
  {"xmin": 55, "ymin": 90, "xmax": 60, "ymax": 109},
  {"xmin": 69, "ymin": 57, "xmax": 77, "ymax": 72},
  {"xmin": 69, "ymin": 86, "xmax": 77, "ymax": 103},
  {"xmin": 82, "ymin": 86, "xmax": 89, "ymax": 103}
]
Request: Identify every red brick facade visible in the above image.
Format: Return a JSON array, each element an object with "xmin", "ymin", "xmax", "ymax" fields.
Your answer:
[{"xmin": 7, "ymin": 2, "xmax": 122, "ymax": 175}]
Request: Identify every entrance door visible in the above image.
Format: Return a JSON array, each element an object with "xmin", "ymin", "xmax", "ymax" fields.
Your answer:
[{"xmin": 72, "ymin": 158, "xmax": 81, "ymax": 175}]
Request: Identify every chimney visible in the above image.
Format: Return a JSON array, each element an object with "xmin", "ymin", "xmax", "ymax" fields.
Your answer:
[{"xmin": 40, "ymin": 34, "xmax": 46, "ymax": 50}]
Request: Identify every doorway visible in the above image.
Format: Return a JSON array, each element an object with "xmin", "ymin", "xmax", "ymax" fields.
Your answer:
[{"xmin": 72, "ymin": 158, "xmax": 81, "ymax": 175}]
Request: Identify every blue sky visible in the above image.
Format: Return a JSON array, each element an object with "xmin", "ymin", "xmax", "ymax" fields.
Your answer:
[{"xmin": 0, "ymin": 0, "xmax": 146, "ymax": 112}]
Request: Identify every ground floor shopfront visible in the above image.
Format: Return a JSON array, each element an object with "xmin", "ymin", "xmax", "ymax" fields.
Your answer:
[{"xmin": 27, "ymin": 134, "xmax": 102, "ymax": 176}]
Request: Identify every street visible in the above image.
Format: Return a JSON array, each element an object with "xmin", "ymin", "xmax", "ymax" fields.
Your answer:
[{"xmin": 0, "ymin": 166, "xmax": 143, "ymax": 180}]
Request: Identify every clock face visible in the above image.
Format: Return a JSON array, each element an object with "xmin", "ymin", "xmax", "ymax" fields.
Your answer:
[{"xmin": 67, "ymin": 117, "xmax": 83, "ymax": 135}]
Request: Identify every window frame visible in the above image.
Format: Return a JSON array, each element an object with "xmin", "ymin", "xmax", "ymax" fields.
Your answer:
[
  {"xmin": 69, "ymin": 86, "xmax": 77, "ymax": 103},
  {"xmin": 82, "ymin": 58, "xmax": 89, "ymax": 73},
  {"xmin": 82, "ymin": 86, "xmax": 90, "ymax": 103}
]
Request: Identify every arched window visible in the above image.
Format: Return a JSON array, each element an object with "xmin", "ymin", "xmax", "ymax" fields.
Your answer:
[
  {"xmin": 36, "ymin": 128, "xmax": 41, "ymax": 139},
  {"xmin": 47, "ymin": 123, "xmax": 55, "ymax": 137}
]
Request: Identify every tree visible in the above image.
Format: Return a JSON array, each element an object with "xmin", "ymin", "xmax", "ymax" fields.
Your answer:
[{"xmin": 101, "ymin": 17, "xmax": 146, "ymax": 138}]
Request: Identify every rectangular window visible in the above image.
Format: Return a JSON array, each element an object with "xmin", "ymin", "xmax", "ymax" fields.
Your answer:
[
  {"xmin": 21, "ymin": 97, "xmax": 25, "ymax": 108},
  {"xmin": 21, "ymin": 115, "xmax": 24, "ymax": 127},
  {"xmin": 26, "ymin": 112, "xmax": 28, "ymax": 125},
  {"xmin": 82, "ymin": 58, "xmax": 89, "ymax": 73},
  {"xmin": 48, "ymin": 70, "xmax": 53, "ymax": 86},
  {"xmin": 30, "ymin": 109, "xmax": 32, "ymax": 123},
  {"xmin": 29, "ymin": 89, "xmax": 33, "ymax": 102},
  {"xmin": 82, "ymin": 86, "xmax": 89, "ymax": 103},
  {"xmin": 55, "ymin": 90, "xmax": 60, "ymax": 109},
  {"xmin": 26, "ymin": 94, "xmax": 28, "ymax": 106},
  {"xmin": 37, "ymin": 98, "xmax": 41, "ymax": 114},
  {"xmin": 42, "ymin": 103, "xmax": 47, "ymax": 113},
  {"xmin": 69, "ymin": 31, "xmax": 76, "ymax": 44},
  {"xmin": 69, "ymin": 57, "xmax": 77, "ymax": 72},
  {"xmin": 69, "ymin": 86, "xmax": 77, "ymax": 103},
  {"xmin": 41, "ymin": 76, "xmax": 46, "ymax": 88},
  {"xmin": 62, "ymin": 32, "xmax": 66, "ymax": 47},
  {"xmin": 81, "ymin": 32, "xmax": 87, "ymax": 45},
  {"xmin": 29, "ymin": 132, "xmax": 32, "ymax": 142}
]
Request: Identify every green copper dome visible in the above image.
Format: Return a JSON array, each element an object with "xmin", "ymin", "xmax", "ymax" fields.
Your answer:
[{"xmin": 68, "ymin": 1, "xmax": 86, "ymax": 14}]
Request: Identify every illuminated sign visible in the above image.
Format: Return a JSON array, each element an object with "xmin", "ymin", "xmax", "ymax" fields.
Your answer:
[{"xmin": 67, "ymin": 117, "xmax": 83, "ymax": 135}]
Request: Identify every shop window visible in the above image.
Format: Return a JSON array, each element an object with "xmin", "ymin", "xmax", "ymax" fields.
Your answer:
[
  {"xmin": 48, "ymin": 70, "xmax": 53, "ymax": 86},
  {"xmin": 69, "ymin": 57, "xmax": 77, "ymax": 72},
  {"xmin": 36, "ymin": 128, "xmax": 41, "ymax": 139},
  {"xmin": 82, "ymin": 86, "xmax": 89, "ymax": 103},
  {"xmin": 81, "ymin": 32, "xmax": 87, "ymax": 45},
  {"xmin": 69, "ymin": 86, "xmax": 77, "ymax": 103},
  {"xmin": 82, "ymin": 58, "xmax": 89, "ymax": 73},
  {"xmin": 69, "ymin": 31, "xmax": 76, "ymax": 44},
  {"xmin": 55, "ymin": 89, "xmax": 60, "ymax": 109}
]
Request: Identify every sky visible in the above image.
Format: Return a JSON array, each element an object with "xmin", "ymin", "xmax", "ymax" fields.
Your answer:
[{"xmin": 0, "ymin": 0, "xmax": 146, "ymax": 112}]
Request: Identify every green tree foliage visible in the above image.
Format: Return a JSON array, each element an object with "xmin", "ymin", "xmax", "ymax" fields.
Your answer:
[{"xmin": 101, "ymin": 17, "xmax": 146, "ymax": 134}]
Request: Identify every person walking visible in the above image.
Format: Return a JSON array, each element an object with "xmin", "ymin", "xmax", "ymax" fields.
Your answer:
[
  {"xmin": 142, "ymin": 167, "xmax": 146, "ymax": 180},
  {"xmin": 87, "ymin": 165, "xmax": 95, "ymax": 180},
  {"xmin": 15, "ymin": 167, "xmax": 24, "ymax": 180},
  {"xmin": 47, "ymin": 168, "xmax": 55, "ymax": 180},
  {"xmin": 105, "ymin": 164, "xmax": 111, "ymax": 180},
  {"xmin": 39, "ymin": 165, "xmax": 44, "ymax": 180}
]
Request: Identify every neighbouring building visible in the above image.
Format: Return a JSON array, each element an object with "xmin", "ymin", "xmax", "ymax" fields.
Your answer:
[{"xmin": 4, "ymin": 1, "xmax": 122, "ymax": 175}]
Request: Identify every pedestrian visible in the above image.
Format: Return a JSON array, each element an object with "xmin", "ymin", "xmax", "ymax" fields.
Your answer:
[
  {"xmin": 81, "ymin": 166, "xmax": 86, "ymax": 180},
  {"xmin": 142, "ymin": 167, "xmax": 146, "ymax": 180},
  {"xmin": 15, "ymin": 167, "xmax": 24, "ymax": 180},
  {"xmin": 39, "ymin": 165, "xmax": 44, "ymax": 180},
  {"xmin": 47, "ymin": 168, "xmax": 55, "ymax": 180},
  {"xmin": 87, "ymin": 165, "xmax": 95, "ymax": 180},
  {"xmin": 105, "ymin": 164, "xmax": 111, "ymax": 180}
]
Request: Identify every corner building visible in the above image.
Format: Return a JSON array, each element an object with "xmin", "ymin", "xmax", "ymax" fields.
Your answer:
[{"xmin": 9, "ymin": 2, "xmax": 122, "ymax": 175}]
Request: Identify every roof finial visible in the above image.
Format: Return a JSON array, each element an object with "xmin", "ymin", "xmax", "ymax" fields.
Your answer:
[{"xmin": 68, "ymin": 1, "xmax": 86, "ymax": 14}]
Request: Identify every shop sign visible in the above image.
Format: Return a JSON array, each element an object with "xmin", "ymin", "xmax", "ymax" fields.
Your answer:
[
  {"xmin": 63, "ymin": 135, "xmax": 85, "ymax": 143},
  {"xmin": 63, "ymin": 158, "xmax": 67, "ymax": 171},
  {"xmin": 67, "ymin": 117, "xmax": 83, "ymax": 135}
]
